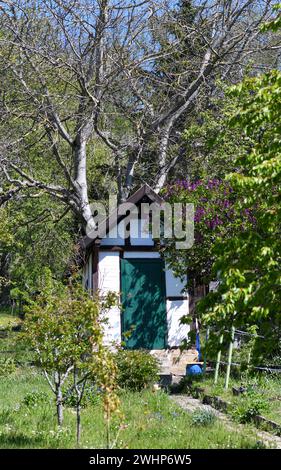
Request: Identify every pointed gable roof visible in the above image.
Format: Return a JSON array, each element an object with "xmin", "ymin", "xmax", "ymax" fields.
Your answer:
[{"xmin": 81, "ymin": 184, "xmax": 164, "ymax": 250}]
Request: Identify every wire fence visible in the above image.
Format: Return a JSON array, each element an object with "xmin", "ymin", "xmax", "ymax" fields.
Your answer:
[{"xmin": 208, "ymin": 360, "xmax": 281, "ymax": 373}]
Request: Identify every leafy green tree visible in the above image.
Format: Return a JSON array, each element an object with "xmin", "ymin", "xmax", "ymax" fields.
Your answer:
[
  {"xmin": 0, "ymin": 0, "xmax": 277, "ymax": 215},
  {"xmin": 0, "ymin": 208, "xmax": 12, "ymax": 245},
  {"xmin": 8, "ymin": 196, "xmax": 75, "ymax": 300},
  {"xmin": 199, "ymin": 13, "xmax": 281, "ymax": 358},
  {"xmin": 22, "ymin": 271, "xmax": 119, "ymax": 445},
  {"xmin": 0, "ymin": 208, "xmax": 14, "ymax": 297},
  {"xmin": 0, "ymin": 190, "xmax": 77, "ymax": 308},
  {"xmin": 177, "ymin": 86, "xmax": 251, "ymax": 181}
]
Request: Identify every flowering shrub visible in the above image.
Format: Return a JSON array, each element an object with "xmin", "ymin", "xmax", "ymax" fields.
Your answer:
[
  {"xmin": 197, "ymin": 11, "xmax": 281, "ymax": 346},
  {"xmin": 162, "ymin": 179, "xmax": 254, "ymax": 287}
]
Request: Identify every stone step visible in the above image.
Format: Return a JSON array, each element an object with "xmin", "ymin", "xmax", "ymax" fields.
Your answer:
[{"xmin": 151, "ymin": 348, "xmax": 199, "ymax": 375}]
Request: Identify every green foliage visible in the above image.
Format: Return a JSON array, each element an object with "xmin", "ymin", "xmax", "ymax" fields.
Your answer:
[
  {"xmin": 197, "ymin": 19, "xmax": 281, "ymax": 356},
  {"xmin": 231, "ymin": 326, "xmax": 258, "ymax": 376},
  {"xmin": 0, "ymin": 191, "xmax": 76, "ymax": 310},
  {"xmin": 0, "ymin": 409, "xmax": 14, "ymax": 426},
  {"xmin": 262, "ymin": 4, "xmax": 281, "ymax": 33},
  {"xmin": 8, "ymin": 196, "xmax": 75, "ymax": 300},
  {"xmin": 0, "ymin": 309, "xmax": 22, "ymax": 331},
  {"xmin": 21, "ymin": 269, "xmax": 117, "ymax": 378},
  {"xmin": 0, "ymin": 208, "xmax": 14, "ymax": 296},
  {"xmin": 231, "ymin": 393, "xmax": 269, "ymax": 424},
  {"xmin": 163, "ymin": 179, "xmax": 250, "ymax": 287},
  {"xmin": 181, "ymin": 88, "xmax": 250, "ymax": 181},
  {"xmin": 22, "ymin": 391, "xmax": 49, "ymax": 408},
  {"xmin": 63, "ymin": 382, "xmax": 101, "ymax": 409},
  {"xmin": 195, "ymin": 372, "xmax": 281, "ymax": 422},
  {"xmin": 0, "ymin": 357, "xmax": 16, "ymax": 376},
  {"xmin": 23, "ymin": 273, "xmax": 96, "ymax": 373},
  {"xmin": 191, "ymin": 408, "xmax": 217, "ymax": 427},
  {"xmin": 0, "ymin": 327, "xmax": 34, "ymax": 366},
  {"xmin": 115, "ymin": 350, "xmax": 159, "ymax": 391},
  {"xmin": 21, "ymin": 270, "xmax": 120, "ymax": 444},
  {"xmin": 0, "ymin": 367, "xmax": 263, "ymax": 449},
  {"xmin": 0, "ymin": 208, "xmax": 14, "ymax": 248}
]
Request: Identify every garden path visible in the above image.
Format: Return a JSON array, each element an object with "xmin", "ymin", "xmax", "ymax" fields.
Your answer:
[{"xmin": 170, "ymin": 395, "xmax": 281, "ymax": 449}]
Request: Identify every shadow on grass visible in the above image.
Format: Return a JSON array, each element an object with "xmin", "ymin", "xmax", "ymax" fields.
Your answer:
[{"xmin": 0, "ymin": 432, "xmax": 44, "ymax": 448}]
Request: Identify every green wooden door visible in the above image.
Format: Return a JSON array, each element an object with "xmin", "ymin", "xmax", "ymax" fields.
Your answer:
[{"xmin": 121, "ymin": 258, "xmax": 167, "ymax": 349}]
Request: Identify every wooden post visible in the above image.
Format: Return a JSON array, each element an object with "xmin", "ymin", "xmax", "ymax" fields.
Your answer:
[
  {"xmin": 225, "ymin": 325, "xmax": 235, "ymax": 390},
  {"xmin": 203, "ymin": 326, "xmax": 210, "ymax": 374},
  {"xmin": 214, "ymin": 333, "xmax": 223, "ymax": 384}
]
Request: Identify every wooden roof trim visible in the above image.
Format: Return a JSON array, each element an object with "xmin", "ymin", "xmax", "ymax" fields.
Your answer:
[
  {"xmin": 126, "ymin": 183, "xmax": 163, "ymax": 205},
  {"xmin": 80, "ymin": 184, "xmax": 164, "ymax": 251}
]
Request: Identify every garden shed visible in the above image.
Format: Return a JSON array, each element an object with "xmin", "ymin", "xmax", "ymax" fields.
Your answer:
[{"xmin": 81, "ymin": 184, "xmax": 197, "ymax": 372}]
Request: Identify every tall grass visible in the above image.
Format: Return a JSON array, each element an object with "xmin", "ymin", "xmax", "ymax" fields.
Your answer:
[{"xmin": 0, "ymin": 367, "xmax": 265, "ymax": 449}]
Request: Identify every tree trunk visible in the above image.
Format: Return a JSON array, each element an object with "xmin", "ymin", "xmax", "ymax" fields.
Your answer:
[
  {"xmin": 154, "ymin": 124, "xmax": 172, "ymax": 193},
  {"xmin": 74, "ymin": 367, "xmax": 84, "ymax": 446},
  {"xmin": 56, "ymin": 387, "xmax": 64, "ymax": 427},
  {"xmin": 76, "ymin": 403, "xmax": 81, "ymax": 446},
  {"xmin": 55, "ymin": 372, "xmax": 63, "ymax": 426},
  {"xmin": 74, "ymin": 138, "xmax": 95, "ymax": 230}
]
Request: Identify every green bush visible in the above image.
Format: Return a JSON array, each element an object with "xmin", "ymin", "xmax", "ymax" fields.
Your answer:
[
  {"xmin": 115, "ymin": 349, "xmax": 159, "ymax": 391},
  {"xmin": 0, "ymin": 357, "xmax": 16, "ymax": 376},
  {"xmin": 22, "ymin": 390, "xmax": 49, "ymax": 407},
  {"xmin": 191, "ymin": 408, "xmax": 217, "ymax": 427},
  {"xmin": 231, "ymin": 394, "xmax": 269, "ymax": 424}
]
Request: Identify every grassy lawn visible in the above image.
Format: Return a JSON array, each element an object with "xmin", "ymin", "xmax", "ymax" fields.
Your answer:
[
  {"xmin": 0, "ymin": 365, "xmax": 267, "ymax": 449},
  {"xmin": 0, "ymin": 307, "xmax": 22, "ymax": 331},
  {"xmin": 187, "ymin": 373, "xmax": 281, "ymax": 426},
  {"xmin": 0, "ymin": 313, "xmax": 275, "ymax": 449}
]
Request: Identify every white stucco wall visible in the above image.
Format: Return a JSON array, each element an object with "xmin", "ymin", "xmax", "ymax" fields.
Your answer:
[
  {"xmin": 165, "ymin": 268, "xmax": 189, "ymax": 347},
  {"xmin": 165, "ymin": 268, "xmax": 187, "ymax": 297},
  {"xmin": 98, "ymin": 251, "xmax": 121, "ymax": 345},
  {"xmin": 167, "ymin": 299, "xmax": 190, "ymax": 347}
]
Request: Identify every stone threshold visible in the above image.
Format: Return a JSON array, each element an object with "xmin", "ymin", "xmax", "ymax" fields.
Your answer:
[{"xmin": 150, "ymin": 348, "xmax": 199, "ymax": 375}]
